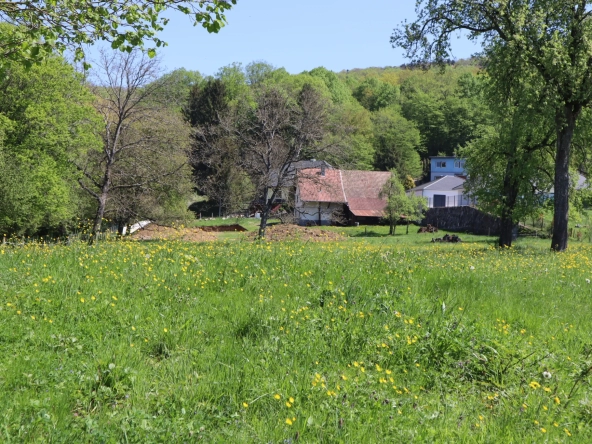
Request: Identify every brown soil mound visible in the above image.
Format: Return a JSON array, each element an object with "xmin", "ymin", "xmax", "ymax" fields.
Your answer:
[
  {"xmin": 131, "ymin": 224, "xmax": 219, "ymax": 242},
  {"xmin": 200, "ymin": 224, "xmax": 247, "ymax": 232},
  {"xmin": 248, "ymin": 224, "xmax": 344, "ymax": 242}
]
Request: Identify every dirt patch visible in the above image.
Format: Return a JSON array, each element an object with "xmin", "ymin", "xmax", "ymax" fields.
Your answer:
[
  {"xmin": 131, "ymin": 224, "xmax": 219, "ymax": 242},
  {"xmin": 248, "ymin": 224, "xmax": 345, "ymax": 242},
  {"xmin": 200, "ymin": 224, "xmax": 247, "ymax": 232}
]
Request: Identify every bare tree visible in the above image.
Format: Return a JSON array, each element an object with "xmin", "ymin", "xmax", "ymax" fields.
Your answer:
[
  {"xmin": 76, "ymin": 49, "xmax": 192, "ymax": 243},
  {"xmin": 226, "ymin": 84, "xmax": 330, "ymax": 237}
]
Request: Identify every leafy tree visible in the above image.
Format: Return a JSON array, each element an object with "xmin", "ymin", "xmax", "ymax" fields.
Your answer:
[
  {"xmin": 372, "ymin": 108, "xmax": 423, "ymax": 179},
  {"xmin": 216, "ymin": 63, "xmax": 250, "ymax": 102},
  {"xmin": 392, "ymin": 0, "xmax": 592, "ymax": 250},
  {"xmin": 323, "ymin": 101, "xmax": 375, "ymax": 170},
  {"xmin": 462, "ymin": 47, "xmax": 555, "ymax": 247},
  {"xmin": 0, "ymin": 1, "xmax": 236, "ymax": 68},
  {"xmin": 399, "ymin": 69, "xmax": 488, "ymax": 158},
  {"xmin": 308, "ymin": 67, "xmax": 354, "ymax": 104},
  {"xmin": 0, "ymin": 57, "xmax": 100, "ymax": 236},
  {"xmin": 380, "ymin": 173, "xmax": 427, "ymax": 235},
  {"xmin": 150, "ymin": 68, "xmax": 204, "ymax": 110},
  {"xmin": 353, "ymin": 78, "xmax": 399, "ymax": 111},
  {"xmin": 245, "ymin": 61, "xmax": 276, "ymax": 86},
  {"xmin": 184, "ymin": 78, "xmax": 254, "ymax": 215}
]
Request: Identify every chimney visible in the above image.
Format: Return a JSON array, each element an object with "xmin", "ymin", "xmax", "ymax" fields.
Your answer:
[{"xmin": 320, "ymin": 164, "xmax": 326, "ymax": 176}]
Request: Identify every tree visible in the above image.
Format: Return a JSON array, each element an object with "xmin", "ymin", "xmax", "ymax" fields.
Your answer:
[
  {"xmin": 392, "ymin": 0, "xmax": 592, "ymax": 250},
  {"xmin": 380, "ymin": 173, "xmax": 427, "ymax": 235},
  {"xmin": 372, "ymin": 108, "xmax": 423, "ymax": 179},
  {"xmin": 184, "ymin": 78, "xmax": 255, "ymax": 216},
  {"xmin": 0, "ymin": 1, "xmax": 235, "ymax": 68},
  {"xmin": 76, "ymin": 50, "xmax": 192, "ymax": 243},
  {"xmin": 226, "ymin": 84, "xmax": 330, "ymax": 238},
  {"xmin": 461, "ymin": 47, "xmax": 555, "ymax": 247},
  {"xmin": 0, "ymin": 56, "xmax": 100, "ymax": 236},
  {"xmin": 353, "ymin": 78, "xmax": 399, "ymax": 111}
]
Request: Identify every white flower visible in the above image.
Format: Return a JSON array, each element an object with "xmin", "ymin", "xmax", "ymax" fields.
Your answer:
[
  {"xmin": 586, "ymin": 279, "xmax": 590, "ymax": 284},
  {"xmin": 543, "ymin": 371, "xmax": 552, "ymax": 379},
  {"xmin": 469, "ymin": 266, "xmax": 475, "ymax": 270}
]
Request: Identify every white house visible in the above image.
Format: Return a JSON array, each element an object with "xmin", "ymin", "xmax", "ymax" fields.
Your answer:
[
  {"xmin": 408, "ymin": 175, "xmax": 474, "ymax": 208},
  {"xmin": 430, "ymin": 156, "xmax": 467, "ymax": 181}
]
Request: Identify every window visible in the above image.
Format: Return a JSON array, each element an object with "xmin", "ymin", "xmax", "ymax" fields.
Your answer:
[
  {"xmin": 436, "ymin": 161, "xmax": 447, "ymax": 168},
  {"xmin": 454, "ymin": 161, "xmax": 466, "ymax": 168}
]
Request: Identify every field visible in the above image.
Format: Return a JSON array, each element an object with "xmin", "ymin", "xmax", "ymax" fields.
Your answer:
[{"xmin": 1, "ymin": 230, "xmax": 592, "ymax": 442}]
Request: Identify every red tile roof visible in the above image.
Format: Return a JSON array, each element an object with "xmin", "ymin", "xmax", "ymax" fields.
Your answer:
[
  {"xmin": 297, "ymin": 168, "xmax": 391, "ymax": 217},
  {"xmin": 297, "ymin": 168, "xmax": 346, "ymax": 203}
]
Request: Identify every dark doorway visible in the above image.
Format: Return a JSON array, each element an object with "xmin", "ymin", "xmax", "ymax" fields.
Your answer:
[{"xmin": 434, "ymin": 195, "xmax": 446, "ymax": 207}]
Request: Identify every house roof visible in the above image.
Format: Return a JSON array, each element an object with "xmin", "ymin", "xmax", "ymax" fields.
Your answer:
[
  {"xmin": 297, "ymin": 168, "xmax": 346, "ymax": 203},
  {"xmin": 341, "ymin": 170, "xmax": 391, "ymax": 217},
  {"xmin": 269, "ymin": 160, "xmax": 333, "ymax": 187},
  {"xmin": 409, "ymin": 175, "xmax": 466, "ymax": 192},
  {"xmin": 547, "ymin": 174, "xmax": 588, "ymax": 194},
  {"xmin": 297, "ymin": 168, "xmax": 391, "ymax": 217}
]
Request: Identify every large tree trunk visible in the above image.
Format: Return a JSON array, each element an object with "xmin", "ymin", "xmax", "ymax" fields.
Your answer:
[
  {"xmin": 89, "ymin": 164, "xmax": 112, "ymax": 245},
  {"xmin": 499, "ymin": 158, "xmax": 520, "ymax": 248},
  {"xmin": 89, "ymin": 192, "xmax": 107, "ymax": 245},
  {"xmin": 258, "ymin": 187, "xmax": 272, "ymax": 238},
  {"xmin": 551, "ymin": 107, "xmax": 578, "ymax": 252}
]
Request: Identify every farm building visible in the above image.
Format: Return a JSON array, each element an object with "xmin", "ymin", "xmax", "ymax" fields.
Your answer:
[{"xmin": 295, "ymin": 167, "xmax": 391, "ymax": 225}]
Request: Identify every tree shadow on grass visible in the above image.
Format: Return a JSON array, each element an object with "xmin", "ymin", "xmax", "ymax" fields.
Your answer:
[{"xmin": 350, "ymin": 230, "xmax": 391, "ymax": 238}]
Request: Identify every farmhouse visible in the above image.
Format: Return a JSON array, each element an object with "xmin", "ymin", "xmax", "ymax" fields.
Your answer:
[
  {"xmin": 294, "ymin": 167, "xmax": 391, "ymax": 225},
  {"xmin": 408, "ymin": 175, "xmax": 474, "ymax": 208},
  {"xmin": 266, "ymin": 160, "xmax": 333, "ymax": 203}
]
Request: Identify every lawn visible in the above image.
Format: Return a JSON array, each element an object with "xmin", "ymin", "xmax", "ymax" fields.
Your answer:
[{"xmin": 1, "ymin": 234, "xmax": 591, "ymax": 442}]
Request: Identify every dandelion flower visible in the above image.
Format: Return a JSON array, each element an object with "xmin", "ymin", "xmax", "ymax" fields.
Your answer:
[
  {"xmin": 554, "ymin": 397, "xmax": 560, "ymax": 405},
  {"xmin": 242, "ymin": 402, "xmax": 248, "ymax": 408},
  {"xmin": 274, "ymin": 394, "xmax": 281, "ymax": 400},
  {"xmin": 285, "ymin": 418, "xmax": 293, "ymax": 425},
  {"xmin": 529, "ymin": 381, "xmax": 541, "ymax": 389}
]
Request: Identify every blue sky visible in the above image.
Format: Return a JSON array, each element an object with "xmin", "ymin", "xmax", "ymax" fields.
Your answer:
[{"xmin": 106, "ymin": 0, "xmax": 482, "ymax": 76}]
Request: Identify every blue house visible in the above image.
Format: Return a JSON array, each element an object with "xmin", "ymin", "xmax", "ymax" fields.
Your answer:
[{"xmin": 430, "ymin": 156, "xmax": 467, "ymax": 181}]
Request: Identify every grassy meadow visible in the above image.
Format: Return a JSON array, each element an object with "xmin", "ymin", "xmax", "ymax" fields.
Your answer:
[{"xmin": 1, "ymin": 231, "xmax": 592, "ymax": 442}]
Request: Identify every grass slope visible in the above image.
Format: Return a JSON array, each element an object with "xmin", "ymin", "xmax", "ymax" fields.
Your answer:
[{"xmin": 1, "ymin": 236, "xmax": 591, "ymax": 442}]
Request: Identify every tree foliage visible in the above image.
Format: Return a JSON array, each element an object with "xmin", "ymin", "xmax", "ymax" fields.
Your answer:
[
  {"xmin": 0, "ymin": 57, "xmax": 100, "ymax": 235},
  {"xmin": 0, "ymin": 1, "xmax": 236, "ymax": 68}
]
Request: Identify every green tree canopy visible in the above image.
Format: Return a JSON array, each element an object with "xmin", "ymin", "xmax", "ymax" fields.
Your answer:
[
  {"xmin": 372, "ymin": 108, "xmax": 423, "ymax": 179},
  {"xmin": 0, "ymin": 1, "xmax": 236, "ymax": 68},
  {"xmin": 0, "ymin": 56, "xmax": 101, "ymax": 235}
]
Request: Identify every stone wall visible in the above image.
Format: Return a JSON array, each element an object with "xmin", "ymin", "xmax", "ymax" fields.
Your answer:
[{"xmin": 422, "ymin": 206, "xmax": 504, "ymax": 236}]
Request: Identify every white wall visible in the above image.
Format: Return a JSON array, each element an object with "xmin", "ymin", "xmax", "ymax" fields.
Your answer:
[
  {"xmin": 412, "ymin": 190, "xmax": 472, "ymax": 208},
  {"xmin": 295, "ymin": 202, "xmax": 342, "ymax": 225}
]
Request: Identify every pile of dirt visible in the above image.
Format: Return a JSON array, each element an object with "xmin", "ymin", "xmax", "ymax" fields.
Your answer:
[
  {"xmin": 200, "ymin": 224, "xmax": 247, "ymax": 232},
  {"xmin": 131, "ymin": 224, "xmax": 219, "ymax": 242},
  {"xmin": 248, "ymin": 224, "xmax": 345, "ymax": 242}
]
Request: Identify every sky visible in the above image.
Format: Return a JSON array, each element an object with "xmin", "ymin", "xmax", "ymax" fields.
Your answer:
[{"xmin": 134, "ymin": 0, "xmax": 481, "ymax": 76}]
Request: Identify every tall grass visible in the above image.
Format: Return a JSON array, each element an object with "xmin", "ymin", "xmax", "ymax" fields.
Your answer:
[{"xmin": 1, "ymin": 238, "xmax": 591, "ymax": 442}]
